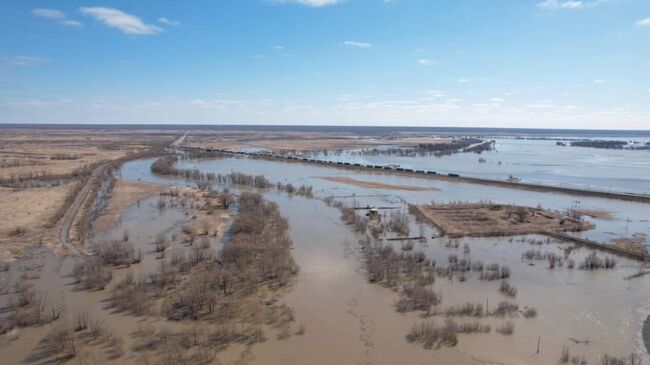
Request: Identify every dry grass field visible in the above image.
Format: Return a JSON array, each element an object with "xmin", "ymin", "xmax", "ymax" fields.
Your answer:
[
  {"xmin": 0, "ymin": 127, "xmax": 179, "ymax": 259},
  {"xmin": 181, "ymin": 130, "xmax": 452, "ymax": 152},
  {"xmin": 0, "ymin": 183, "xmax": 76, "ymax": 260}
]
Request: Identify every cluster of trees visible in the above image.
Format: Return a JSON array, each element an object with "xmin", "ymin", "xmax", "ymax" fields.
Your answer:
[
  {"xmin": 43, "ymin": 309, "xmax": 124, "ymax": 361},
  {"xmin": 570, "ymin": 140, "xmax": 628, "ymax": 149},
  {"xmin": 331, "ymin": 198, "xmax": 542, "ymax": 351},
  {"xmin": 100, "ymin": 191, "xmax": 298, "ymax": 332},
  {"xmin": 478, "ymin": 264, "xmax": 511, "ymax": 281},
  {"xmin": 72, "ymin": 239, "xmax": 141, "ymax": 291},
  {"xmin": 406, "ymin": 318, "xmax": 491, "ymax": 349},
  {"xmin": 77, "ymin": 166, "xmax": 116, "ymax": 240},
  {"xmin": 152, "ymin": 156, "xmax": 315, "ymax": 198},
  {"xmin": 129, "ymin": 324, "xmax": 266, "ymax": 364},
  {"xmin": 499, "ymin": 280, "xmax": 517, "ymax": 298},
  {"xmin": 357, "ymin": 138, "xmax": 486, "ymax": 158},
  {"xmin": 579, "ymin": 252, "xmax": 616, "ymax": 270},
  {"xmin": 386, "ymin": 210, "xmax": 410, "ymax": 237},
  {"xmin": 0, "ymin": 279, "xmax": 66, "ymax": 334},
  {"xmin": 560, "ymin": 346, "xmax": 642, "ymax": 365}
]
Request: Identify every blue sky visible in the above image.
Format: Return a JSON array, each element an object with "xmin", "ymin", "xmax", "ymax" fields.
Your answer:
[{"xmin": 1, "ymin": 0, "xmax": 649, "ymax": 129}]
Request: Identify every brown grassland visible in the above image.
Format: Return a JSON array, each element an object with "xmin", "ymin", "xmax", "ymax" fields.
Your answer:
[
  {"xmin": 182, "ymin": 130, "xmax": 451, "ymax": 152},
  {"xmin": 0, "ymin": 128, "xmax": 178, "ymax": 259}
]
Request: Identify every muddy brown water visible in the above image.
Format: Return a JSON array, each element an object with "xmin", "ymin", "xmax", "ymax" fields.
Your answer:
[
  {"xmin": 1, "ymin": 156, "xmax": 648, "ymax": 364},
  {"xmin": 127, "ymin": 157, "xmax": 650, "ymax": 364}
]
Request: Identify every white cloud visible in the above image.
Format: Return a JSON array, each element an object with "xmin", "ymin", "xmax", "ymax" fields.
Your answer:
[
  {"xmin": 342, "ymin": 41, "xmax": 373, "ymax": 49},
  {"xmin": 417, "ymin": 59, "xmax": 436, "ymax": 66},
  {"xmin": 457, "ymin": 78, "xmax": 471, "ymax": 83},
  {"xmin": 32, "ymin": 8, "xmax": 66, "ymax": 19},
  {"xmin": 592, "ymin": 79, "xmax": 605, "ymax": 84},
  {"xmin": 60, "ymin": 20, "xmax": 84, "ymax": 27},
  {"xmin": 80, "ymin": 7, "xmax": 162, "ymax": 35},
  {"xmin": 560, "ymin": 1, "xmax": 584, "ymax": 9},
  {"xmin": 635, "ymin": 18, "xmax": 650, "ymax": 27},
  {"xmin": 423, "ymin": 90, "xmax": 446, "ymax": 99},
  {"xmin": 268, "ymin": 0, "xmax": 342, "ymax": 7},
  {"xmin": 537, "ymin": 0, "xmax": 606, "ymax": 10},
  {"xmin": 10, "ymin": 56, "xmax": 51, "ymax": 67},
  {"xmin": 158, "ymin": 17, "xmax": 180, "ymax": 26},
  {"xmin": 32, "ymin": 8, "xmax": 83, "ymax": 27}
]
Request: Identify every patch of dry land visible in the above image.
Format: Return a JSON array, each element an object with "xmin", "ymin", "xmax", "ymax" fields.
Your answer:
[
  {"xmin": 0, "ymin": 183, "xmax": 75, "ymax": 260},
  {"xmin": 321, "ymin": 176, "xmax": 438, "ymax": 191},
  {"xmin": 0, "ymin": 127, "xmax": 179, "ymax": 258},
  {"xmin": 92, "ymin": 180, "xmax": 167, "ymax": 234},
  {"xmin": 573, "ymin": 208, "xmax": 614, "ymax": 220},
  {"xmin": 613, "ymin": 233, "xmax": 647, "ymax": 255},
  {"xmin": 0, "ymin": 128, "xmax": 176, "ymax": 182},
  {"xmin": 181, "ymin": 130, "xmax": 452, "ymax": 152},
  {"xmin": 413, "ymin": 203, "xmax": 594, "ymax": 238}
]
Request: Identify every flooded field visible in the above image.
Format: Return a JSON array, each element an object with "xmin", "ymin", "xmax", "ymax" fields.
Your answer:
[
  {"xmin": 174, "ymin": 156, "xmax": 650, "ymax": 245},
  {"xmin": 126, "ymin": 156, "xmax": 649, "ymax": 364},
  {"xmin": 1, "ymin": 153, "xmax": 648, "ymax": 364},
  {"xmin": 302, "ymin": 138, "xmax": 650, "ymax": 195}
]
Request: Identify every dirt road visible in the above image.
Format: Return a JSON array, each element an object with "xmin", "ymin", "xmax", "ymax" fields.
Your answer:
[{"xmin": 58, "ymin": 162, "xmax": 111, "ymax": 256}]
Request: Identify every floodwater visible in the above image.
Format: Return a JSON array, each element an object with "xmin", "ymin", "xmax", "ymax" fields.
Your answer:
[
  {"xmin": 0, "ymin": 196, "xmax": 192, "ymax": 364},
  {"xmin": 123, "ymin": 156, "xmax": 649, "ymax": 364},
  {"xmin": 175, "ymin": 156, "xmax": 650, "ymax": 245},
  {"xmin": 2, "ymin": 155, "xmax": 648, "ymax": 364},
  {"xmin": 305, "ymin": 138, "xmax": 650, "ymax": 195}
]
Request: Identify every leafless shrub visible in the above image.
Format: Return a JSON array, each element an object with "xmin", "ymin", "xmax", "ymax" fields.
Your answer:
[
  {"xmin": 579, "ymin": 252, "xmax": 616, "ymax": 270},
  {"xmin": 73, "ymin": 257, "xmax": 113, "ymax": 290},
  {"xmin": 74, "ymin": 309, "xmax": 89, "ymax": 331},
  {"xmin": 567, "ymin": 259, "xmax": 575, "ymax": 269},
  {"xmin": 108, "ymin": 274, "xmax": 151, "ymax": 315},
  {"xmin": 96, "ymin": 240, "xmax": 137, "ymax": 266},
  {"xmin": 406, "ymin": 319, "xmax": 464, "ymax": 349},
  {"xmin": 445, "ymin": 302, "xmax": 484, "ymax": 317},
  {"xmin": 471, "ymin": 261, "xmax": 484, "ymax": 272},
  {"xmin": 88, "ymin": 317, "xmax": 105, "ymax": 339},
  {"xmin": 493, "ymin": 301, "xmax": 519, "ymax": 317},
  {"xmin": 340, "ymin": 207, "xmax": 358, "ymax": 224},
  {"xmin": 600, "ymin": 354, "xmax": 642, "ymax": 365},
  {"xmin": 387, "ymin": 210, "xmax": 410, "ymax": 237},
  {"xmin": 496, "ymin": 321, "xmax": 514, "ymax": 335},
  {"xmin": 396, "ymin": 283, "xmax": 441, "ymax": 314},
  {"xmin": 354, "ymin": 217, "xmax": 369, "ymax": 234},
  {"xmin": 499, "ymin": 281, "xmax": 517, "ymax": 297},
  {"xmin": 480, "ymin": 264, "xmax": 511, "ymax": 281},
  {"xmin": 560, "ymin": 345, "xmax": 571, "ymax": 364},
  {"xmin": 46, "ymin": 322, "xmax": 77, "ymax": 356},
  {"xmin": 523, "ymin": 307, "xmax": 538, "ymax": 318}
]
